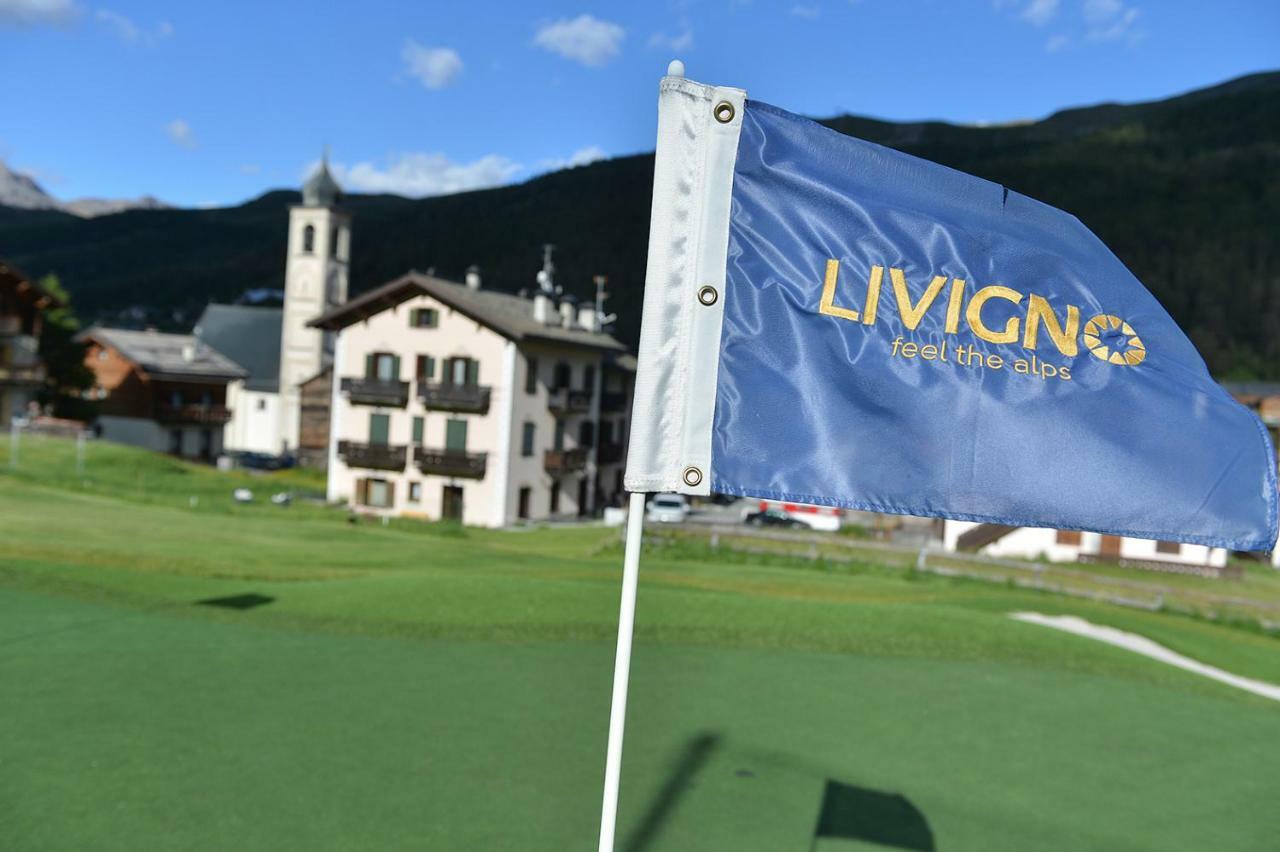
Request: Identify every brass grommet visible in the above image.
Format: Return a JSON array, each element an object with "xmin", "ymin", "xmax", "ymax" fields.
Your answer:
[
  {"xmin": 697, "ymin": 285, "xmax": 719, "ymax": 306},
  {"xmin": 682, "ymin": 466, "xmax": 703, "ymax": 487},
  {"xmin": 714, "ymin": 101, "xmax": 735, "ymax": 124}
]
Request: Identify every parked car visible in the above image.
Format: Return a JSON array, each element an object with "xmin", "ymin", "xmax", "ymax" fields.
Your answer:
[
  {"xmin": 646, "ymin": 493, "xmax": 690, "ymax": 523},
  {"xmin": 751, "ymin": 499, "xmax": 843, "ymax": 532},
  {"xmin": 744, "ymin": 508, "xmax": 806, "ymax": 529}
]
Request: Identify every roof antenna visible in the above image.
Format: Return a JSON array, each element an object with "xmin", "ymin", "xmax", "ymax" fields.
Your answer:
[{"xmin": 537, "ymin": 243, "xmax": 557, "ymax": 294}]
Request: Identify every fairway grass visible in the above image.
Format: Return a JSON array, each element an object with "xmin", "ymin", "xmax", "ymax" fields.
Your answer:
[{"xmin": 3, "ymin": 439, "xmax": 1280, "ymax": 850}]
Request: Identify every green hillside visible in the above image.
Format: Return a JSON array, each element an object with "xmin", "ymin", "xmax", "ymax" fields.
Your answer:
[{"xmin": 2, "ymin": 70, "xmax": 1277, "ymax": 376}]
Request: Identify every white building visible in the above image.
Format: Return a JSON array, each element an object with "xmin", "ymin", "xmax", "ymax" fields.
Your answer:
[
  {"xmin": 309, "ymin": 269, "xmax": 634, "ymax": 526},
  {"xmin": 943, "ymin": 520, "xmax": 1229, "ymax": 573}
]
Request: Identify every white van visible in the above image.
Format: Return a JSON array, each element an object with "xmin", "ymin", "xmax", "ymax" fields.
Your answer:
[{"xmin": 646, "ymin": 493, "xmax": 690, "ymax": 523}]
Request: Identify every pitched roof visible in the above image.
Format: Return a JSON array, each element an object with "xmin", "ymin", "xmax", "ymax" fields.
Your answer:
[
  {"xmin": 0, "ymin": 259, "xmax": 63, "ymax": 311},
  {"xmin": 79, "ymin": 326, "xmax": 246, "ymax": 382},
  {"xmin": 193, "ymin": 304, "xmax": 282, "ymax": 392},
  {"xmin": 308, "ymin": 271, "xmax": 628, "ymax": 352}
]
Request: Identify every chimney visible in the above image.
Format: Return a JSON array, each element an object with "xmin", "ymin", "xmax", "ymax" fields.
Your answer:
[
  {"xmin": 181, "ymin": 343, "xmax": 196, "ymax": 363},
  {"xmin": 465, "ymin": 265, "xmax": 481, "ymax": 290},
  {"xmin": 533, "ymin": 291, "xmax": 553, "ymax": 324},
  {"xmin": 577, "ymin": 304, "xmax": 599, "ymax": 332},
  {"xmin": 559, "ymin": 295, "xmax": 577, "ymax": 330}
]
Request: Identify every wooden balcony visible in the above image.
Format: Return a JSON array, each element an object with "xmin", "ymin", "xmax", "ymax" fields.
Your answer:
[
  {"xmin": 340, "ymin": 377, "xmax": 410, "ymax": 407},
  {"xmin": 597, "ymin": 442, "xmax": 624, "ymax": 465},
  {"xmin": 417, "ymin": 381, "xmax": 491, "ymax": 414},
  {"xmin": 0, "ymin": 363, "xmax": 45, "ymax": 386},
  {"xmin": 547, "ymin": 388, "xmax": 592, "ymax": 414},
  {"xmin": 338, "ymin": 441, "xmax": 407, "ymax": 471},
  {"xmin": 156, "ymin": 403, "xmax": 232, "ymax": 425},
  {"xmin": 544, "ymin": 447, "xmax": 589, "ymax": 475},
  {"xmin": 414, "ymin": 447, "xmax": 487, "ymax": 479}
]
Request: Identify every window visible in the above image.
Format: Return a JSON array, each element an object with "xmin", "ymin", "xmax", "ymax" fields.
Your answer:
[
  {"xmin": 445, "ymin": 357, "xmax": 479, "ymax": 386},
  {"xmin": 518, "ymin": 487, "xmax": 531, "ymax": 520},
  {"xmin": 1055, "ymin": 529, "xmax": 1081, "ymax": 545},
  {"xmin": 578, "ymin": 421, "xmax": 595, "ymax": 449},
  {"xmin": 553, "ymin": 362, "xmax": 572, "ymax": 391},
  {"xmin": 330, "ymin": 227, "xmax": 339, "ymax": 258},
  {"xmin": 550, "ymin": 481, "xmax": 560, "ymax": 514},
  {"xmin": 256, "ymin": 398, "xmax": 266, "ymax": 411},
  {"xmin": 1156, "ymin": 540, "xmax": 1181, "ymax": 555},
  {"xmin": 553, "ymin": 419, "xmax": 565, "ymax": 451},
  {"xmin": 521, "ymin": 422, "xmax": 536, "ymax": 457},
  {"xmin": 170, "ymin": 390, "xmax": 183, "ymax": 408},
  {"xmin": 412, "ymin": 416, "xmax": 424, "ymax": 444},
  {"xmin": 358, "ymin": 478, "xmax": 393, "ymax": 508},
  {"xmin": 365, "ymin": 352, "xmax": 400, "ymax": 381},
  {"xmin": 410, "ymin": 308, "xmax": 439, "ymax": 329},
  {"xmin": 408, "ymin": 482, "xmax": 422, "ymax": 503},
  {"xmin": 582, "ymin": 365, "xmax": 595, "ymax": 392},
  {"xmin": 525, "ymin": 357, "xmax": 539, "ymax": 395},
  {"xmin": 445, "ymin": 419, "xmax": 468, "ymax": 454},
  {"xmin": 369, "ymin": 413, "xmax": 390, "ymax": 445},
  {"xmin": 168, "ymin": 429, "xmax": 183, "ymax": 455},
  {"xmin": 600, "ymin": 420, "xmax": 614, "ymax": 445},
  {"xmin": 415, "ymin": 354, "xmax": 436, "ymax": 381},
  {"xmin": 97, "ymin": 348, "xmax": 108, "ymax": 361},
  {"xmin": 303, "ymin": 224, "xmax": 315, "ymax": 253}
]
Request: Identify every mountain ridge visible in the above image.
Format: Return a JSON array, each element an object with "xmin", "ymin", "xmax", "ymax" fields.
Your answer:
[{"xmin": 2, "ymin": 69, "xmax": 1277, "ymax": 376}]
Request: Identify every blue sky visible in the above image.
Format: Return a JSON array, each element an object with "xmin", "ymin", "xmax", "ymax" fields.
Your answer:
[{"xmin": 2, "ymin": 0, "xmax": 1276, "ymax": 207}]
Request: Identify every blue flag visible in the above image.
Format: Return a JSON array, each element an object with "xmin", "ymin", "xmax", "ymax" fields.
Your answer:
[{"xmin": 625, "ymin": 73, "xmax": 1277, "ymax": 551}]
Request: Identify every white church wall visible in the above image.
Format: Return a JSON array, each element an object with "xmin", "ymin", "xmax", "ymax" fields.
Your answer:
[{"xmin": 222, "ymin": 380, "xmax": 282, "ymax": 455}]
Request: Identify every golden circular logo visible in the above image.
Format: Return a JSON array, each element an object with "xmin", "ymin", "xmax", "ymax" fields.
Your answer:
[{"xmin": 1082, "ymin": 314, "xmax": 1145, "ymax": 366}]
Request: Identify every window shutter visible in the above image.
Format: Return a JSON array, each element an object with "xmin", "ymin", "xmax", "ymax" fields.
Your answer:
[
  {"xmin": 426, "ymin": 356, "xmax": 435, "ymax": 380},
  {"xmin": 365, "ymin": 353, "xmax": 375, "ymax": 379},
  {"xmin": 412, "ymin": 416, "xmax": 424, "ymax": 444},
  {"xmin": 391, "ymin": 355, "xmax": 401, "ymax": 380},
  {"xmin": 466, "ymin": 359, "xmax": 479, "ymax": 387}
]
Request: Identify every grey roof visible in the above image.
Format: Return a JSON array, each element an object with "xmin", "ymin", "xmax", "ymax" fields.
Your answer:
[
  {"xmin": 309, "ymin": 271, "xmax": 629, "ymax": 353},
  {"xmin": 79, "ymin": 326, "xmax": 246, "ymax": 382},
  {"xmin": 302, "ymin": 158, "xmax": 342, "ymax": 207},
  {"xmin": 193, "ymin": 304, "xmax": 282, "ymax": 392}
]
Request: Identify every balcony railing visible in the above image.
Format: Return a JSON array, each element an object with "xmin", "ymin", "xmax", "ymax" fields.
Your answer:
[
  {"xmin": 156, "ymin": 403, "xmax": 232, "ymax": 425},
  {"xmin": 417, "ymin": 381, "xmax": 491, "ymax": 414},
  {"xmin": 340, "ymin": 377, "xmax": 410, "ymax": 407},
  {"xmin": 601, "ymin": 392, "xmax": 627, "ymax": 413},
  {"xmin": 338, "ymin": 441, "xmax": 407, "ymax": 471},
  {"xmin": 544, "ymin": 447, "xmax": 589, "ymax": 475},
  {"xmin": 547, "ymin": 388, "xmax": 592, "ymax": 414},
  {"xmin": 0, "ymin": 363, "xmax": 45, "ymax": 385},
  {"xmin": 414, "ymin": 447, "xmax": 487, "ymax": 479},
  {"xmin": 597, "ymin": 442, "xmax": 624, "ymax": 465}
]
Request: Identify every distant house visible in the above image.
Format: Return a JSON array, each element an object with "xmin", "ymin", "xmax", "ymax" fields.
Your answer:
[
  {"xmin": 297, "ymin": 366, "xmax": 334, "ymax": 469},
  {"xmin": 0, "ymin": 261, "xmax": 59, "ymax": 424},
  {"xmin": 942, "ymin": 521, "xmax": 1229, "ymax": 575},
  {"xmin": 309, "ymin": 268, "xmax": 634, "ymax": 526},
  {"xmin": 193, "ymin": 303, "xmax": 284, "ymax": 455},
  {"xmin": 78, "ymin": 327, "xmax": 246, "ymax": 460}
]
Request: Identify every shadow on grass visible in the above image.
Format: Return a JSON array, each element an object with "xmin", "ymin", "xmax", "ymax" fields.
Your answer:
[
  {"xmin": 811, "ymin": 779, "xmax": 934, "ymax": 851},
  {"xmin": 195, "ymin": 593, "xmax": 275, "ymax": 610},
  {"xmin": 622, "ymin": 732, "xmax": 721, "ymax": 852}
]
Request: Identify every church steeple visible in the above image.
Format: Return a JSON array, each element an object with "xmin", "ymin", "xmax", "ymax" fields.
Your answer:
[{"xmin": 302, "ymin": 147, "xmax": 342, "ymax": 208}]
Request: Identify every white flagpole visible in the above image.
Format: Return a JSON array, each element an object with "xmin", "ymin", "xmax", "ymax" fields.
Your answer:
[{"xmin": 597, "ymin": 490, "xmax": 647, "ymax": 851}]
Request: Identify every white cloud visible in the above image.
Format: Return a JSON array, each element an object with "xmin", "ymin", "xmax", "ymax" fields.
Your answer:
[
  {"xmin": 790, "ymin": 4, "xmax": 820, "ymax": 19},
  {"xmin": 534, "ymin": 15, "xmax": 624, "ymax": 67},
  {"xmin": 537, "ymin": 145, "xmax": 607, "ymax": 172},
  {"xmin": 327, "ymin": 152, "xmax": 523, "ymax": 197},
  {"xmin": 402, "ymin": 41, "xmax": 463, "ymax": 89},
  {"xmin": 0, "ymin": 0, "xmax": 77, "ymax": 26},
  {"xmin": 648, "ymin": 27, "xmax": 693, "ymax": 52},
  {"xmin": 1021, "ymin": 0, "xmax": 1058, "ymax": 26},
  {"xmin": 1085, "ymin": 1, "xmax": 1140, "ymax": 42},
  {"xmin": 96, "ymin": 9, "xmax": 173, "ymax": 44},
  {"xmin": 1045, "ymin": 33, "xmax": 1070, "ymax": 52},
  {"xmin": 165, "ymin": 119, "xmax": 196, "ymax": 149}
]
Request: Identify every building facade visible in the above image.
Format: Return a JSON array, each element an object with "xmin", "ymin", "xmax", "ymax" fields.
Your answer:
[
  {"xmin": 310, "ymin": 271, "xmax": 633, "ymax": 526},
  {"xmin": 0, "ymin": 261, "xmax": 57, "ymax": 424},
  {"xmin": 78, "ymin": 327, "xmax": 245, "ymax": 460},
  {"xmin": 942, "ymin": 520, "xmax": 1229, "ymax": 574}
]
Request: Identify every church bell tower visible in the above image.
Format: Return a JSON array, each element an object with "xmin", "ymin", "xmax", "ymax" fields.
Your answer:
[{"xmin": 278, "ymin": 151, "xmax": 350, "ymax": 453}]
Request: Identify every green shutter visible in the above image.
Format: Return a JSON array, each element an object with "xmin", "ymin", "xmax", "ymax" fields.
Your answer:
[
  {"xmin": 465, "ymin": 359, "xmax": 479, "ymax": 386},
  {"xmin": 425, "ymin": 356, "xmax": 435, "ymax": 380},
  {"xmin": 391, "ymin": 355, "xmax": 401, "ymax": 380},
  {"xmin": 445, "ymin": 419, "xmax": 467, "ymax": 453},
  {"xmin": 412, "ymin": 416, "xmax": 424, "ymax": 444},
  {"xmin": 369, "ymin": 413, "xmax": 390, "ymax": 445},
  {"xmin": 365, "ymin": 353, "xmax": 375, "ymax": 379}
]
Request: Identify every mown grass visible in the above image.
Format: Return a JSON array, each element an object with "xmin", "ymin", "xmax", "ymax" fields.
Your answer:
[{"xmin": 2, "ymin": 436, "xmax": 1280, "ymax": 850}]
